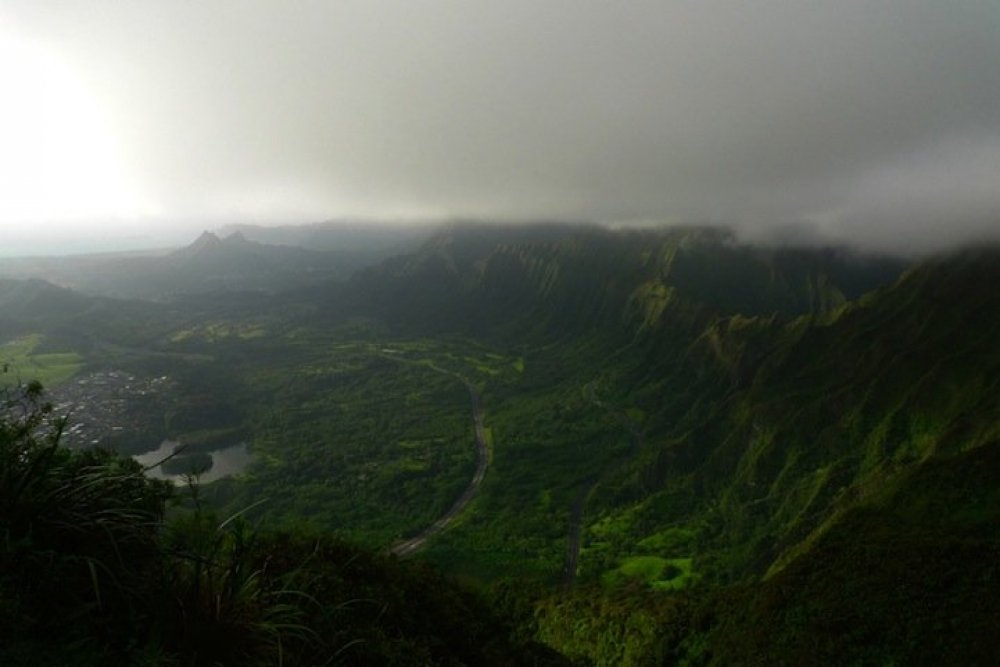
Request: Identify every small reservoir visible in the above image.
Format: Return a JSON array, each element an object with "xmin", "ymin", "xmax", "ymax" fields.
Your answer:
[{"xmin": 133, "ymin": 440, "xmax": 253, "ymax": 485}]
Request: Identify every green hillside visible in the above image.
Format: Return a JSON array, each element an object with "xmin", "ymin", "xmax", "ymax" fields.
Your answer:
[
  {"xmin": 521, "ymin": 245, "xmax": 1000, "ymax": 663},
  {"xmin": 1, "ymin": 225, "xmax": 998, "ymax": 663}
]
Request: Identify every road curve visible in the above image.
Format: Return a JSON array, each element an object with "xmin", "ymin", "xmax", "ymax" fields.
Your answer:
[{"xmin": 389, "ymin": 383, "xmax": 488, "ymax": 558}]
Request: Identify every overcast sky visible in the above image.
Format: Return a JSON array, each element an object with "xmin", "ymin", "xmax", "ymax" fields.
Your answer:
[{"xmin": 1, "ymin": 1, "xmax": 999, "ymax": 255}]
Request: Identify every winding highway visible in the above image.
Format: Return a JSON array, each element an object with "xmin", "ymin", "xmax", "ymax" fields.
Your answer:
[{"xmin": 390, "ymin": 383, "xmax": 489, "ymax": 558}]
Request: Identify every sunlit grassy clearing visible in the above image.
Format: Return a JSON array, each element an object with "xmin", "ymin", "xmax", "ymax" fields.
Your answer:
[
  {"xmin": 601, "ymin": 555, "xmax": 695, "ymax": 590},
  {"xmin": 0, "ymin": 334, "xmax": 83, "ymax": 386},
  {"xmin": 170, "ymin": 321, "xmax": 267, "ymax": 342}
]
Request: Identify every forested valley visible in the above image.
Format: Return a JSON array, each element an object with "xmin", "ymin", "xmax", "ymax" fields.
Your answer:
[{"xmin": 2, "ymin": 222, "xmax": 999, "ymax": 665}]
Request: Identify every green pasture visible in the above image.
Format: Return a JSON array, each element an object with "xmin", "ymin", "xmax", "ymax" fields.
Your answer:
[{"xmin": 0, "ymin": 334, "xmax": 83, "ymax": 386}]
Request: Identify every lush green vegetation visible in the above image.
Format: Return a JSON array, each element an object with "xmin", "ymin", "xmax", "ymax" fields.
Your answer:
[
  {"xmin": 2, "ymin": 224, "xmax": 999, "ymax": 663},
  {"xmin": 0, "ymin": 379, "xmax": 565, "ymax": 665},
  {"xmin": 203, "ymin": 338, "xmax": 486, "ymax": 545},
  {"xmin": 0, "ymin": 333, "xmax": 82, "ymax": 386}
]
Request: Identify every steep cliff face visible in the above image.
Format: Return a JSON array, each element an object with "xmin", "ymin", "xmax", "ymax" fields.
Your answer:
[
  {"xmin": 354, "ymin": 224, "xmax": 905, "ymax": 339},
  {"xmin": 583, "ymin": 247, "xmax": 1000, "ymax": 582},
  {"xmin": 530, "ymin": 246, "xmax": 1000, "ymax": 665},
  {"xmin": 342, "ymin": 227, "xmax": 1000, "ymax": 596}
]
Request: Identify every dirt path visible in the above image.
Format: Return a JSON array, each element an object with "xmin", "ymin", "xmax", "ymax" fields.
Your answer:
[{"xmin": 390, "ymin": 382, "xmax": 489, "ymax": 558}]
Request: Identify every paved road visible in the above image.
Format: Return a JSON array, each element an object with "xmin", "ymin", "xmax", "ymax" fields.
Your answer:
[{"xmin": 390, "ymin": 383, "xmax": 488, "ymax": 558}]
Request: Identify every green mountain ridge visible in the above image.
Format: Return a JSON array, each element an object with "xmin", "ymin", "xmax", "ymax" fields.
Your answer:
[
  {"xmin": 342, "ymin": 225, "xmax": 905, "ymax": 340},
  {"xmin": 363, "ymin": 230, "xmax": 999, "ymax": 662},
  {"xmin": 1, "ymin": 225, "xmax": 998, "ymax": 664},
  {"xmin": 0, "ymin": 226, "xmax": 419, "ymax": 301},
  {"xmin": 513, "ymin": 246, "xmax": 1000, "ymax": 664}
]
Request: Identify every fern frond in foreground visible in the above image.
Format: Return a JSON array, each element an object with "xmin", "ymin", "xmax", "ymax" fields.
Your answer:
[{"xmin": 0, "ymin": 381, "xmax": 562, "ymax": 666}]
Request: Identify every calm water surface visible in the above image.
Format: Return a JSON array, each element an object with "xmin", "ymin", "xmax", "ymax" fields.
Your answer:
[{"xmin": 133, "ymin": 440, "xmax": 253, "ymax": 484}]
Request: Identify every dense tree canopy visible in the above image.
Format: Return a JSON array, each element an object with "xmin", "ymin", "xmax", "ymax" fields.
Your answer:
[{"xmin": 0, "ymin": 381, "xmax": 562, "ymax": 666}]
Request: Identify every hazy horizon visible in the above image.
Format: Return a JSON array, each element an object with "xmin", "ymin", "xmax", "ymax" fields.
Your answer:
[{"xmin": 2, "ymin": 1, "xmax": 999, "ymax": 257}]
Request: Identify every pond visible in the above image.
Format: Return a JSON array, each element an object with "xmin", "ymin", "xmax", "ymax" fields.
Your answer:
[{"xmin": 132, "ymin": 440, "xmax": 254, "ymax": 485}]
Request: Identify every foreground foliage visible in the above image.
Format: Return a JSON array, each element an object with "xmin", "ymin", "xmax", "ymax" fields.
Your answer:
[
  {"xmin": 3, "ymin": 226, "xmax": 1000, "ymax": 664},
  {"xmin": 0, "ymin": 381, "xmax": 562, "ymax": 666}
]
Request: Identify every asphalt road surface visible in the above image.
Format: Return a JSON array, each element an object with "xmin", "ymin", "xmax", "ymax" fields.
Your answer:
[{"xmin": 389, "ymin": 384, "xmax": 488, "ymax": 557}]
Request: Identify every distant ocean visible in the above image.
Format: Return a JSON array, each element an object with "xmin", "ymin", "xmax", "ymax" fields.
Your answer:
[{"xmin": 0, "ymin": 234, "xmax": 185, "ymax": 258}]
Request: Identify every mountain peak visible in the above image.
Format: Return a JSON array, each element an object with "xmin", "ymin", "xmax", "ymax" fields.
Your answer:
[
  {"xmin": 197, "ymin": 231, "xmax": 220, "ymax": 241},
  {"xmin": 191, "ymin": 230, "xmax": 223, "ymax": 249},
  {"xmin": 171, "ymin": 231, "xmax": 226, "ymax": 259},
  {"xmin": 223, "ymin": 230, "xmax": 251, "ymax": 245}
]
